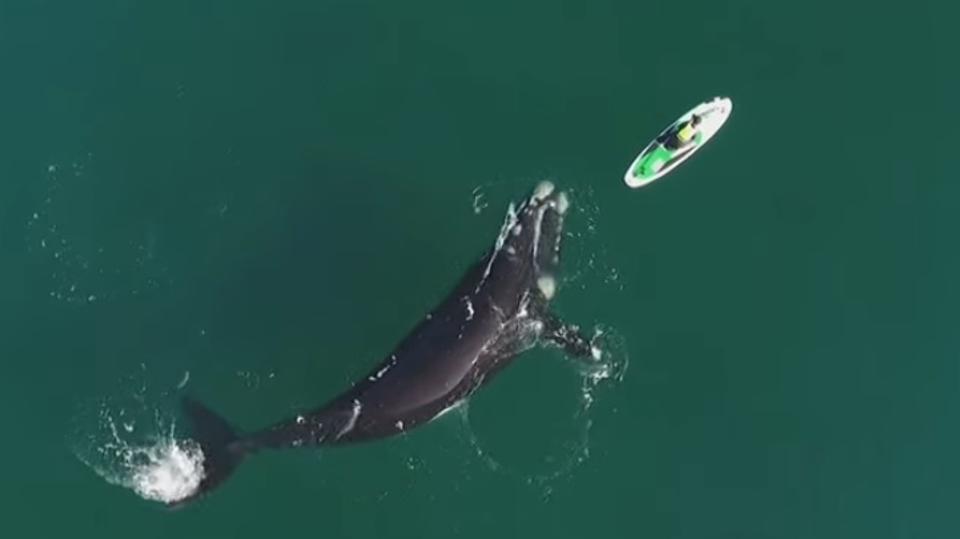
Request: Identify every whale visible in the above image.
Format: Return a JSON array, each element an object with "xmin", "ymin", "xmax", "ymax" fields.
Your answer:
[{"xmin": 175, "ymin": 181, "xmax": 597, "ymax": 506}]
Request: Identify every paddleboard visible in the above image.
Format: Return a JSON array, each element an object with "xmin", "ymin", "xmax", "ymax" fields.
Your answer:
[{"xmin": 624, "ymin": 96, "xmax": 732, "ymax": 188}]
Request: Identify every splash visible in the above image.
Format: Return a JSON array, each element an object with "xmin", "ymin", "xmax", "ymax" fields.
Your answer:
[
  {"xmin": 73, "ymin": 403, "xmax": 205, "ymax": 504},
  {"xmin": 71, "ymin": 368, "xmax": 205, "ymax": 505},
  {"xmin": 127, "ymin": 438, "xmax": 205, "ymax": 503},
  {"xmin": 573, "ymin": 326, "xmax": 630, "ymax": 410}
]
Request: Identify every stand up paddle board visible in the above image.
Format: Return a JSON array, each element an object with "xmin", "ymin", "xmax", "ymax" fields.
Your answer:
[{"xmin": 624, "ymin": 96, "xmax": 732, "ymax": 188}]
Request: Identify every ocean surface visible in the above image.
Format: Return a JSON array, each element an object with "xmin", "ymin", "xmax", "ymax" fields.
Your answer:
[{"xmin": 1, "ymin": 0, "xmax": 958, "ymax": 537}]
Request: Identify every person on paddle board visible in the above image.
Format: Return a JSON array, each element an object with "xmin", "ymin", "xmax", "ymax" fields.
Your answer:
[{"xmin": 664, "ymin": 113, "xmax": 702, "ymax": 150}]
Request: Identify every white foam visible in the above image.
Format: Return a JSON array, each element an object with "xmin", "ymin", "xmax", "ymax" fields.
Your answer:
[
  {"xmin": 72, "ymin": 379, "xmax": 211, "ymax": 506},
  {"xmin": 129, "ymin": 439, "xmax": 205, "ymax": 503}
]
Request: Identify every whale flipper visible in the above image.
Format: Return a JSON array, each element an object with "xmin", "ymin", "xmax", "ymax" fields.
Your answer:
[{"xmin": 540, "ymin": 311, "xmax": 600, "ymax": 361}]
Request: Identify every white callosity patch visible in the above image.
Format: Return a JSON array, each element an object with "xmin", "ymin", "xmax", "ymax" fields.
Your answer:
[
  {"xmin": 537, "ymin": 275, "xmax": 556, "ymax": 300},
  {"xmin": 533, "ymin": 181, "xmax": 555, "ymax": 201}
]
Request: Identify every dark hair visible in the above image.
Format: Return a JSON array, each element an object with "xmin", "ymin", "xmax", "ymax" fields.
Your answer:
[{"xmin": 691, "ymin": 114, "xmax": 702, "ymax": 126}]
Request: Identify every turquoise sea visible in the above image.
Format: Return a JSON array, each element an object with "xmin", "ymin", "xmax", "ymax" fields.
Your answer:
[{"xmin": 1, "ymin": 1, "xmax": 958, "ymax": 537}]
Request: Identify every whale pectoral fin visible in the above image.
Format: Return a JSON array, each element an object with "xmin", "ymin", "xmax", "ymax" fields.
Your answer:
[{"xmin": 540, "ymin": 311, "xmax": 601, "ymax": 362}]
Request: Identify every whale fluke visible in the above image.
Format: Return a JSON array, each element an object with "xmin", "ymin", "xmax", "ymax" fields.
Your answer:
[{"xmin": 169, "ymin": 398, "xmax": 249, "ymax": 507}]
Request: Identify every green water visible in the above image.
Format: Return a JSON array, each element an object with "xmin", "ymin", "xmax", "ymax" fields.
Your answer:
[{"xmin": 2, "ymin": 0, "xmax": 958, "ymax": 537}]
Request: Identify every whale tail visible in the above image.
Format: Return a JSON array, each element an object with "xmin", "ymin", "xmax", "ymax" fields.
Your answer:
[{"xmin": 171, "ymin": 397, "xmax": 250, "ymax": 507}]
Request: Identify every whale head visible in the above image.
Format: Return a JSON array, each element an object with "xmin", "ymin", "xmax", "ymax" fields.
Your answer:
[{"xmin": 477, "ymin": 181, "xmax": 570, "ymax": 314}]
